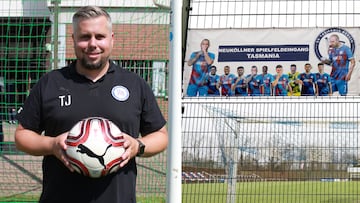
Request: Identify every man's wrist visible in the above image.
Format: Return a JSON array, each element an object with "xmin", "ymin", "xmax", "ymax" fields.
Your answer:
[{"xmin": 136, "ymin": 139, "xmax": 145, "ymax": 157}]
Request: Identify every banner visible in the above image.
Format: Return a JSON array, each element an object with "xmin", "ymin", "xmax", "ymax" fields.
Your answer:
[
  {"xmin": 218, "ymin": 45, "xmax": 309, "ymax": 62},
  {"xmin": 183, "ymin": 28, "xmax": 360, "ymax": 96}
]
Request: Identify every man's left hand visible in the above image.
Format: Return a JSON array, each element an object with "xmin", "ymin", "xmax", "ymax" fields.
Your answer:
[{"xmin": 118, "ymin": 133, "xmax": 138, "ymax": 168}]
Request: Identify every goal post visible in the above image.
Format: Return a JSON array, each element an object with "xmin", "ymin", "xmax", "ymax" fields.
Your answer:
[{"xmin": 166, "ymin": 0, "xmax": 182, "ymax": 203}]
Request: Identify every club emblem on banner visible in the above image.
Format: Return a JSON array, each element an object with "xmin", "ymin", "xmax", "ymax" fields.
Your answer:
[{"xmin": 314, "ymin": 27, "xmax": 355, "ymax": 61}]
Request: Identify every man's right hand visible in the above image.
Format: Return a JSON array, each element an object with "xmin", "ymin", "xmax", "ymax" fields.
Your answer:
[
  {"xmin": 321, "ymin": 57, "xmax": 331, "ymax": 65},
  {"xmin": 52, "ymin": 132, "xmax": 74, "ymax": 172}
]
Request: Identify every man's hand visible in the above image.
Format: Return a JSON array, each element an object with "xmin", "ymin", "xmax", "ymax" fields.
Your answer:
[
  {"xmin": 52, "ymin": 132, "xmax": 74, "ymax": 172},
  {"xmin": 118, "ymin": 133, "xmax": 139, "ymax": 168},
  {"xmin": 201, "ymin": 44, "xmax": 207, "ymax": 53},
  {"xmin": 345, "ymin": 73, "xmax": 351, "ymax": 81},
  {"xmin": 321, "ymin": 57, "xmax": 332, "ymax": 65}
]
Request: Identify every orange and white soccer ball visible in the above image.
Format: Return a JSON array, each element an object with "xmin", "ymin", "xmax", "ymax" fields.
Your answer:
[{"xmin": 65, "ymin": 117, "xmax": 125, "ymax": 178}]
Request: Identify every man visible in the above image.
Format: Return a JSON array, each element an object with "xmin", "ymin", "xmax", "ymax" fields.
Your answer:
[
  {"xmin": 297, "ymin": 63, "xmax": 316, "ymax": 96},
  {"xmin": 288, "ymin": 64, "xmax": 301, "ymax": 96},
  {"xmin": 186, "ymin": 38, "xmax": 215, "ymax": 96},
  {"xmin": 231, "ymin": 66, "xmax": 247, "ymax": 96},
  {"xmin": 206, "ymin": 65, "xmax": 220, "ymax": 96},
  {"xmin": 14, "ymin": 6, "xmax": 168, "ymax": 203},
  {"xmin": 315, "ymin": 62, "xmax": 332, "ymax": 96},
  {"xmin": 272, "ymin": 65, "xmax": 292, "ymax": 96},
  {"xmin": 260, "ymin": 65, "xmax": 274, "ymax": 96},
  {"xmin": 245, "ymin": 66, "xmax": 264, "ymax": 96},
  {"xmin": 321, "ymin": 34, "xmax": 355, "ymax": 96},
  {"xmin": 218, "ymin": 65, "xmax": 236, "ymax": 96}
]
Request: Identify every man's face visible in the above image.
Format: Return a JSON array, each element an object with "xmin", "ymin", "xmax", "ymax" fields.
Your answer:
[
  {"xmin": 276, "ymin": 67, "xmax": 283, "ymax": 74},
  {"xmin": 200, "ymin": 40, "xmax": 209, "ymax": 52},
  {"xmin": 262, "ymin": 66, "xmax": 268, "ymax": 73},
  {"xmin": 329, "ymin": 36, "xmax": 339, "ymax": 48},
  {"xmin": 72, "ymin": 16, "xmax": 114, "ymax": 70},
  {"xmin": 290, "ymin": 66, "xmax": 296, "ymax": 73},
  {"xmin": 237, "ymin": 68, "xmax": 244, "ymax": 76},
  {"xmin": 210, "ymin": 67, "xmax": 216, "ymax": 75},
  {"xmin": 318, "ymin": 64, "xmax": 324, "ymax": 72},
  {"xmin": 224, "ymin": 67, "xmax": 230, "ymax": 75},
  {"xmin": 304, "ymin": 65, "xmax": 312, "ymax": 73},
  {"xmin": 251, "ymin": 67, "xmax": 257, "ymax": 75}
]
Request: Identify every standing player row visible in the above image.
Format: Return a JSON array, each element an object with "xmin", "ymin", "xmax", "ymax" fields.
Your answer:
[{"xmin": 206, "ymin": 63, "xmax": 331, "ymax": 96}]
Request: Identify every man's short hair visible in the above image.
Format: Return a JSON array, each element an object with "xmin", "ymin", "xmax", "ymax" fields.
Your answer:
[
  {"xmin": 276, "ymin": 65, "xmax": 283, "ymax": 69},
  {"xmin": 73, "ymin": 6, "xmax": 112, "ymax": 32},
  {"xmin": 237, "ymin": 66, "xmax": 244, "ymax": 70},
  {"xmin": 202, "ymin": 39, "xmax": 210, "ymax": 46},
  {"xmin": 330, "ymin": 34, "xmax": 340, "ymax": 41}
]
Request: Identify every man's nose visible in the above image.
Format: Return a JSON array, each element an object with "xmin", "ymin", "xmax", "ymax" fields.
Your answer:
[{"xmin": 88, "ymin": 37, "xmax": 97, "ymax": 48}]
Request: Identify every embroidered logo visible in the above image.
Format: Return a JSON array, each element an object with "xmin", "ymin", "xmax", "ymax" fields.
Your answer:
[{"xmin": 111, "ymin": 86, "xmax": 129, "ymax": 102}]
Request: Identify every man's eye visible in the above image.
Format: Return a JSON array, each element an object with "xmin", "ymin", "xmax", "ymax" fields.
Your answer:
[
  {"xmin": 96, "ymin": 35, "xmax": 105, "ymax": 40},
  {"xmin": 79, "ymin": 36, "xmax": 90, "ymax": 40}
]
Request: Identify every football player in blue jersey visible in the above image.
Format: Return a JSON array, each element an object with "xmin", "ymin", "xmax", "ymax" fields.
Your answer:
[
  {"xmin": 218, "ymin": 65, "xmax": 236, "ymax": 96},
  {"xmin": 321, "ymin": 34, "xmax": 355, "ymax": 96},
  {"xmin": 186, "ymin": 39, "xmax": 215, "ymax": 96},
  {"xmin": 245, "ymin": 66, "xmax": 264, "ymax": 96},
  {"xmin": 231, "ymin": 66, "xmax": 248, "ymax": 96},
  {"xmin": 206, "ymin": 65, "xmax": 220, "ymax": 96},
  {"xmin": 260, "ymin": 65, "xmax": 274, "ymax": 96},
  {"xmin": 297, "ymin": 63, "xmax": 316, "ymax": 96},
  {"xmin": 315, "ymin": 62, "xmax": 332, "ymax": 96},
  {"xmin": 272, "ymin": 65, "xmax": 292, "ymax": 96}
]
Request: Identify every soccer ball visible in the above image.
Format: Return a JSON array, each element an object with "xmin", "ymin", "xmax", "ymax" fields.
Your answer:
[{"xmin": 65, "ymin": 117, "xmax": 125, "ymax": 178}]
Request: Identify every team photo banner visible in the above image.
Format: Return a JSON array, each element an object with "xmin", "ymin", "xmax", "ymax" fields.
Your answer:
[
  {"xmin": 218, "ymin": 45, "xmax": 309, "ymax": 62},
  {"xmin": 183, "ymin": 28, "xmax": 360, "ymax": 95}
]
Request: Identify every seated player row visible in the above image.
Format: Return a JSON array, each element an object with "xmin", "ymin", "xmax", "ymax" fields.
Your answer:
[{"xmin": 205, "ymin": 63, "xmax": 332, "ymax": 96}]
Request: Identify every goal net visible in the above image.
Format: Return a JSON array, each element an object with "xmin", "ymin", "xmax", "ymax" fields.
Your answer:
[{"xmin": 0, "ymin": 1, "xmax": 170, "ymax": 202}]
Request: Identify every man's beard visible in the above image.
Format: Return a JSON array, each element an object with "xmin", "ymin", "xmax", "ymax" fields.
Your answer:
[{"xmin": 80, "ymin": 57, "xmax": 107, "ymax": 70}]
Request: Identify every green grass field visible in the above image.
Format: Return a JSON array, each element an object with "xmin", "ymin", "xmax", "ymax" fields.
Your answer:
[
  {"xmin": 0, "ymin": 195, "xmax": 165, "ymax": 203},
  {"xmin": 2, "ymin": 180, "xmax": 360, "ymax": 203},
  {"xmin": 182, "ymin": 181, "xmax": 360, "ymax": 203}
]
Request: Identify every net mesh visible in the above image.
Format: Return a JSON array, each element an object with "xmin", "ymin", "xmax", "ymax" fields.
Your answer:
[
  {"xmin": 182, "ymin": 98, "xmax": 360, "ymax": 202},
  {"xmin": 183, "ymin": 0, "xmax": 360, "ymax": 202},
  {"xmin": 189, "ymin": 0, "xmax": 360, "ymax": 29},
  {"xmin": 0, "ymin": 1, "xmax": 169, "ymax": 202}
]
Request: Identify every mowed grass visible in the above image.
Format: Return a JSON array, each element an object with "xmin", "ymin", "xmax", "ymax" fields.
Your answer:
[
  {"xmin": 182, "ymin": 181, "xmax": 360, "ymax": 203},
  {"xmin": 0, "ymin": 196, "xmax": 165, "ymax": 203}
]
